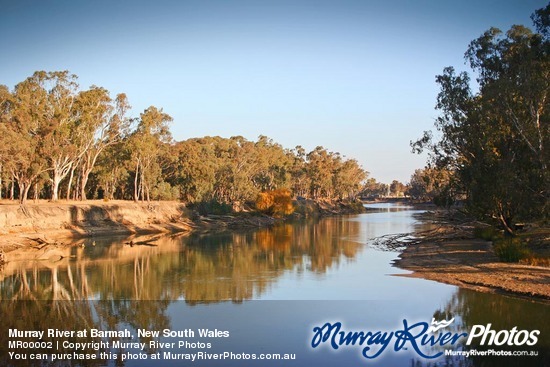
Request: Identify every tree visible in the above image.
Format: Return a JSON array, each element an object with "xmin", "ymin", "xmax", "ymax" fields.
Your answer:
[
  {"xmin": 28, "ymin": 71, "xmax": 80, "ymax": 202},
  {"xmin": 289, "ymin": 146, "xmax": 310, "ymax": 198},
  {"xmin": 407, "ymin": 167, "xmax": 454, "ymax": 205},
  {"xmin": 389, "ymin": 180, "xmax": 407, "ymax": 197},
  {"xmin": 173, "ymin": 137, "xmax": 218, "ymax": 203},
  {"xmin": 361, "ymin": 178, "xmax": 388, "ymax": 198},
  {"xmin": 129, "ymin": 106, "xmax": 172, "ymax": 202},
  {"xmin": 74, "ymin": 89, "xmax": 131, "ymax": 200},
  {"xmin": 332, "ymin": 159, "xmax": 367, "ymax": 200},
  {"xmin": 94, "ymin": 139, "xmax": 131, "ymax": 200},
  {"xmin": 252, "ymin": 135, "xmax": 292, "ymax": 192},
  {"xmin": 0, "ymin": 75, "xmax": 53, "ymax": 203},
  {"xmin": 412, "ymin": 4, "xmax": 549, "ymax": 232},
  {"xmin": 0, "ymin": 85, "xmax": 11, "ymax": 199},
  {"xmin": 307, "ymin": 146, "xmax": 338, "ymax": 199},
  {"xmin": 2, "ymin": 72, "xmax": 373, "ymax": 205}
]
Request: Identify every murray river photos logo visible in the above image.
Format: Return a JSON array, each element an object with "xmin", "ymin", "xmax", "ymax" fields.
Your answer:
[{"xmin": 310, "ymin": 318, "xmax": 540, "ymax": 360}]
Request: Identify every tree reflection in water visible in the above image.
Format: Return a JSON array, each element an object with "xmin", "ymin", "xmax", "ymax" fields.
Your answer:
[
  {"xmin": 410, "ymin": 288, "xmax": 549, "ymax": 367},
  {"xmin": 0, "ymin": 218, "xmax": 363, "ymax": 366},
  {"xmin": 0, "ymin": 217, "xmax": 547, "ymax": 366},
  {"xmin": 0, "ymin": 218, "xmax": 362, "ymax": 303}
]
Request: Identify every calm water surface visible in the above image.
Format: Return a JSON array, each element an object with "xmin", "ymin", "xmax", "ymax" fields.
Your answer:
[{"xmin": 0, "ymin": 203, "xmax": 547, "ymax": 366}]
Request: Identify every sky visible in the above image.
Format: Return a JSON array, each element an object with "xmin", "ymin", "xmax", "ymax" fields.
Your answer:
[{"xmin": 0, "ymin": 0, "xmax": 547, "ymax": 183}]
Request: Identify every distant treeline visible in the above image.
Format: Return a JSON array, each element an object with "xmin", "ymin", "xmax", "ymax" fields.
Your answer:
[{"xmin": 0, "ymin": 72, "xmax": 367, "ymax": 205}]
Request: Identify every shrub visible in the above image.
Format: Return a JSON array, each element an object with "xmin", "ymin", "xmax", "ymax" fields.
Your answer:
[
  {"xmin": 152, "ymin": 182, "xmax": 180, "ymax": 200},
  {"xmin": 473, "ymin": 226, "xmax": 500, "ymax": 241},
  {"xmin": 194, "ymin": 199, "xmax": 233, "ymax": 216},
  {"xmin": 493, "ymin": 237, "xmax": 530, "ymax": 263},
  {"xmin": 255, "ymin": 189, "xmax": 295, "ymax": 217},
  {"xmin": 520, "ymin": 256, "xmax": 550, "ymax": 267}
]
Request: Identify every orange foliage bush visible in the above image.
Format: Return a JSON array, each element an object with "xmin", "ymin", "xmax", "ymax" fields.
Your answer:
[{"xmin": 255, "ymin": 189, "xmax": 295, "ymax": 217}]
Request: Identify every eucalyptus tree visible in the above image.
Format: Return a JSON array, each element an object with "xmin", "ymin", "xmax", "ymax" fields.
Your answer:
[
  {"xmin": 30, "ymin": 71, "xmax": 81, "ymax": 201},
  {"xmin": 174, "ymin": 137, "xmax": 218, "ymax": 203},
  {"xmin": 252, "ymin": 135, "xmax": 292, "ymax": 192},
  {"xmin": 361, "ymin": 178, "xmax": 388, "ymax": 198},
  {"xmin": 218, "ymin": 136, "xmax": 259, "ymax": 202},
  {"xmin": 306, "ymin": 146, "xmax": 339, "ymax": 199},
  {"xmin": 412, "ymin": 4, "xmax": 549, "ymax": 231},
  {"xmin": 0, "ymin": 75, "xmax": 52, "ymax": 203},
  {"xmin": 332, "ymin": 158, "xmax": 367, "ymax": 200},
  {"xmin": 94, "ymin": 139, "xmax": 132, "ymax": 200},
  {"xmin": 0, "ymin": 85, "xmax": 10, "ymax": 199},
  {"xmin": 129, "ymin": 106, "xmax": 172, "ymax": 202},
  {"xmin": 74, "ymin": 89, "xmax": 131, "ymax": 200},
  {"xmin": 289, "ymin": 145, "xmax": 310, "ymax": 198}
]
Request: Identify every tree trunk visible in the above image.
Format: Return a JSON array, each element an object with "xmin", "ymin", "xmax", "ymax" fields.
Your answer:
[
  {"xmin": 10, "ymin": 174, "xmax": 15, "ymax": 200},
  {"xmin": 80, "ymin": 167, "xmax": 92, "ymax": 201},
  {"xmin": 497, "ymin": 202, "xmax": 515, "ymax": 235},
  {"xmin": 51, "ymin": 174, "xmax": 62, "ymax": 202},
  {"xmin": 66, "ymin": 166, "xmax": 75, "ymax": 201},
  {"xmin": 80, "ymin": 149, "xmax": 103, "ymax": 201},
  {"xmin": 18, "ymin": 182, "xmax": 26, "ymax": 204},
  {"xmin": 134, "ymin": 161, "xmax": 140, "ymax": 202},
  {"xmin": 33, "ymin": 182, "xmax": 39, "ymax": 203},
  {"xmin": 74, "ymin": 173, "xmax": 81, "ymax": 200},
  {"xmin": 50, "ymin": 159, "xmax": 73, "ymax": 202},
  {"xmin": 499, "ymin": 214, "xmax": 515, "ymax": 236},
  {"xmin": 18, "ymin": 181, "xmax": 31, "ymax": 205},
  {"xmin": 139, "ymin": 169, "xmax": 145, "ymax": 202}
]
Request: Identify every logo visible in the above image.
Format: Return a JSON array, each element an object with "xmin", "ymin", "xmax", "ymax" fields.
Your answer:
[
  {"xmin": 466, "ymin": 324, "xmax": 539, "ymax": 347},
  {"xmin": 427, "ymin": 317, "xmax": 455, "ymax": 333},
  {"xmin": 310, "ymin": 318, "xmax": 539, "ymax": 360}
]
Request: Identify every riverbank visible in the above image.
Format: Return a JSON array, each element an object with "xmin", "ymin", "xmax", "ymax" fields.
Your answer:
[
  {"xmin": 393, "ymin": 214, "xmax": 550, "ymax": 301},
  {"xmin": 0, "ymin": 198, "xmax": 365, "ymax": 264},
  {"xmin": 0, "ymin": 200, "xmax": 272, "ymax": 251},
  {"xmin": 0, "ymin": 201, "xmax": 188, "ymax": 260}
]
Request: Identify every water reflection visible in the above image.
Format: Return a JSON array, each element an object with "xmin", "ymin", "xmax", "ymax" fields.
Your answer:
[
  {"xmin": 419, "ymin": 289, "xmax": 550, "ymax": 367},
  {"xmin": 364, "ymin": 202, "xmax": 416, "ymax": 212},
  {"xmin": 1, "ymin": 295, "xmax": 547, "ymax": 367},
  {"xmin": 0, "ymin": 219, "xmax": 362, "ymax": 303},
  {"xmin": 0, "ymin": 206, "xmax": 547, "ymax": 366}
]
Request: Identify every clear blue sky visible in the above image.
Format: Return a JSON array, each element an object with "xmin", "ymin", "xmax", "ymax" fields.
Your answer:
[{"xmin": 1, "ymin": 0, "xmax": 546, "ymax": 183}]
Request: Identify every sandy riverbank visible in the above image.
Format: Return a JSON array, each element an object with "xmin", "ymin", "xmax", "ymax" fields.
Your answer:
[
  {"xmin": 0, "ymin": 198, "xmax": 365, "ymax": 265},
  {"xmin": 0, "ymin": 200, "xmax": 193, "ymax": 250},
  {"xmin": 393, "ymin": 223, "xmax": 550, "ymax": 302},
  {"xmin": 0, "ymin": 200, "xmax": 279, "ymax": 261}
]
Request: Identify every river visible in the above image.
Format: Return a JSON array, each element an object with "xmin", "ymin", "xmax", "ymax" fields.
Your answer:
[{"xmin": 0, "ymin": 203, "xmax": 547, "ymax": 366}]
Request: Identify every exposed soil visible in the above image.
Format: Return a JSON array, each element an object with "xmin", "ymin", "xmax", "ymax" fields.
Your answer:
[
  {"xmin": 392, "ymin": 216, "xmax": 550, "ymax": 302},
  {"xmin": 0, "ymin": 200, "xmax": 194, "ymax": 253},
  {"xmin": 0, "ymin": 198, "xmax": 360, "ymax": 265}
]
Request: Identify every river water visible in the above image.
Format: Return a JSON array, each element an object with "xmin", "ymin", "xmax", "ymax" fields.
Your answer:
[{"xmin": 0, "ymin": 203, "xmax": 547, "ymax": 366}]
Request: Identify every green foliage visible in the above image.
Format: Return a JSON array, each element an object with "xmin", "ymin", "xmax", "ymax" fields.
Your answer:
[
  {"xmin": 361, "ymin": 178, "xmax": 388, "ymax": 198},
  {"xmin": 292, "ymin": 199, "xmax": 318, "ymax": 217},
  {"xmin": 194, "ymin": 200, "xmax": 233, "ymax": 216},
  {"xmin": 129, "ymin": 106, "xmax": 173, "ymax": 202},
  {"xmin": 473, "ymin": 226, "xmax": 501, "ymax": 241},
  {"xmin": 151, "ymin": 181, "xmax": 179, "ymax": 201},
  {"xmin": 389, "ymin": 180, "xmax": 407, "ymax": 197},
  {"xmin": 412, "ymin": 4, "xmax": 550, "ymax": 232},
  {"xmin": 493, "ymin": 238, "xmax": 531, "ymax": 263},
  {"xmin": 1, "ymin": 73, "xmax": 368, "ymax": 205},
  {"xmin": 407, "ymin": 167, "xmax": 454, "ymax": 204}
]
